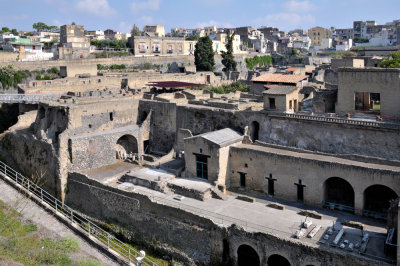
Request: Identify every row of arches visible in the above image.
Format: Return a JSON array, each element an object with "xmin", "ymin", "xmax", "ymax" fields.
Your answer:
[
  {"xmin": 237, "ymin": 244, "xmax": 290, "ymax": 266},
  {"xmin": 323, "ymin": 177, "xmax": 398, "ymax": 216}
]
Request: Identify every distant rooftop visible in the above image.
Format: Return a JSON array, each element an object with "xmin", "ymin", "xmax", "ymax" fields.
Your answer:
[
  {"xmin": 191, "ymin": 128, "xmax": 243, "ymax": 147},
  {"xmin": 147, "ymin": 81, "xmax": 206, "ymax": 88},
  {"xmin": 252, "ymin": 73, "xmax": 308, "ymax": 83}
]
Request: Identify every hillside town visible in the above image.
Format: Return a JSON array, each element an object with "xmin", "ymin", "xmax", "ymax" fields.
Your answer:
[
  {"xmin": 1, "ymin": 19, "xmax": 400, "ymax": 61},
  {"xmin": 1, "ymin": 1, "xmax": 400, "ymax": 266}
]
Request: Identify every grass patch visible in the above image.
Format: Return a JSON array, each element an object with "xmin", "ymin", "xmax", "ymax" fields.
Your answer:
[
  {"xmin": 77, "ymin": 258, "xmax": 102, "ymax": 266},
  {"xmin": 0, "ymin": 199, "xmax": 83, "ymax": 265},
  {"xmin": 204, "ymin": 81, "xmax": 249, "ymax": 94},
  {"xmin": 373, "ymin": 103, "xmax": 381, "ymax": 111}
]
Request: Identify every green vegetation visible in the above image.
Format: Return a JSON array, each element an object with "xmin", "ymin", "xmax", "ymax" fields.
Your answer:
[
  {"xmin": 0, "ymin": 65, "xmax": 31, "ymax": 90},
  {"xmin": 0, "ymin": 27, "xmax": 18, "ymax": 35},
  {"xmin": 329, "ymin": 50, "xmax": 357, "ymax": 58},
  {"xmin": 194, "ymin": 36, "xmax": 215, "ymax": 71},
  {"xmin": 93, "ymin": 50, "xmax": 132, "ymax": 58},
  {"xmin": 205, "ymin": 81, "xmax": 249, "ymax": 94},
  {"xmin": 32, "ymin": 22, "xmax": 59, "ymax": 32},
  {"xmin": 221, "ymin": 33, "xmax": 237, "ymax": 76},
  {"xmin": 379, "ymin": 50, "xmax": 400, "ymax": 68},
  {"xmin": 245, "ymin": 55, "xmax": 273, "ymax": 70},
  {"xmin": 97, "ymin": 64, "xmax": 127, "ymax": 70},
  {"xmin": 97, "ymin": 220, "xmax": 170, "ymax": 266},
  {"xmin": 47, "ymin": 67, "xmax": 60, "ymax": 75},
  {"xmin": 353, "ymin": 37, "xmax": 369, "ymax": 43},
  {"xmin": 130, "ymin": 24, "xmax": 142, "ymax": 37},
  {"xmin": 90, "ymin": 39, "xmax": 128, "ymax": 49},
  {"xmin": 186, "ymin": 35, "xmax": 200, "ymax": 41},
  {"xmin": 0, "ymin": 200, "xmax": 94, "ymax": 265}
]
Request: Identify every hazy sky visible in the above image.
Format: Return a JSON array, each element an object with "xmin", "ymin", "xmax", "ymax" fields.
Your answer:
[{"xmin": 0, "ymin": 0, "xmax": 399, "ymax": 33}]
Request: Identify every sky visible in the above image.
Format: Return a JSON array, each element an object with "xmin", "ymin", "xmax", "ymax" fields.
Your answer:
[{"xmin": 0, "ymin": 0, "xmax": 399, "ymax": 33}]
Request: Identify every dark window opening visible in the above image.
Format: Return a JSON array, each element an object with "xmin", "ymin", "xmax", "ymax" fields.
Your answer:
[
  {"xmin": 295, "ymin": 179, "xmax": 305, "ymax": 202},
  {"xmin": 196, "ymin": 155, "xmax": 208, "ymax": 179},
  {"xmin": 249, "ymin": 121, "xmax": 260, "ymax": 142},
  {"xmin": 222, "ymin": 239, "xmax": 229, "ymax": 263},
  {"xmin": 239, "ymin": 172, "xmax": 246, "ymax": 187},
  {"xmin": 88, "ymin": 124, "xmax": 92, "ymax": 128},
  {"xmin": 110, "ymin": 112, "xmax": 114, "ymax": 121},
  {"xmin": 143, "ymin": 140, "xmax": 150, "ymax": 154},
  {"xmin": 269, "ymin": 98, "xmax": 276, "ymax": 109},
  {"xmin": 354, "ymin": 92, "xmax": 380, "ymax": 115}
]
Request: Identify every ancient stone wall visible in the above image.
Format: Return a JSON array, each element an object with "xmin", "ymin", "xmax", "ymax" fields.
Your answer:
[
  {"xmin": 229, "ymin": 144, "xmax": 400, "ymax": 212},
  {"xmin": 65, "ymin": 171, "xmax": 388, "ymax": 266}
]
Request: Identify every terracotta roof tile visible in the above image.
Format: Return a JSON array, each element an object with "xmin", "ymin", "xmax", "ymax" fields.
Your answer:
[{"xmin": 252, "ymin": 73, "xmax": 307, "ymax": 83}]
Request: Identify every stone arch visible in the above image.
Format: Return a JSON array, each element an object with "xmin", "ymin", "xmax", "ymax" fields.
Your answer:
[
  {"xmin": 323, "ymin": 177, "xmax": 355, "ymax": 212},
  {"xmin": 249, "ymin": 121, "xmax": 260, "ymax": 142},
  {"xmin": 237, "ymin": 244, "xmax": 260, "ymax": 266},
  {"xmin": 267, "ymin": 254, "xmax": 291, "ymax": 266},
  {"xmin": 364, "ymin": 185, "xmax": 398, "ymax": 217},
  {"xmin": 116, "ymin": 134, "xmax": 138, "ymax": 160}
]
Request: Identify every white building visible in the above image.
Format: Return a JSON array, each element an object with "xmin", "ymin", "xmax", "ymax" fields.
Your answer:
[{"xmin": 336, "ymin": 39, "xmax": 353, "ymax": 51}]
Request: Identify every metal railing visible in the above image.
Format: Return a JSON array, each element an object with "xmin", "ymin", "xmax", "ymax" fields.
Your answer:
[
  {"xmin": 270, "ymin": 113, "xmax": 400, "ymax": 130},
  {"xmin": 0, "ymin": 161, "xmax": 157, "ymax": 266},
  {"xmin": 322, "ymin": 200, "xmax": 355, "ymax": 213},
  {"xmin": 0, "ymin": 94, "xmax": 57, "ymax": 103},
  {"xmin": 363, "ymin": 209, "xmax": 387, "ymax": 220}
]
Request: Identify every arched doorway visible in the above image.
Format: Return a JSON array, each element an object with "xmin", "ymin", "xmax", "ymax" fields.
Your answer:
[
  {"xmin": 267, "ymin": 254, "xmax": 290, "ymax": 266},
  {"xmin": 323, "ymin": 177, "xmax": 354, "ymax": 213},
  {"xmin": 249, "ymin": 121, "xmax": 260, "ymax": 142},
  {"xmin": 364, "ymin": 185, "xmax": 398, "ymax": 219},
  {"xmin": 237, "ymin": 244, "xmax": 260, "ymax": 266},
  {"xmin": 116, "ymin": 135, "xmax": 138, "ymax": 160}
]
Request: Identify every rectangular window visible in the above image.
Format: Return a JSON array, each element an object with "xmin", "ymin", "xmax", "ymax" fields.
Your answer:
[
  {"xmin": 239, "ymin": 172, "xmax": 246, "ymax": 187},
  {"xmin": 269, "ymin": 98, "xmax": 276, "ymax": 109},
  {"xmin": 196, "ymin": 155, "xmax": 208, "ymax": 179}
]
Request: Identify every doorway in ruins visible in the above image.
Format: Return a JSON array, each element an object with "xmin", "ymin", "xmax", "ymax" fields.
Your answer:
[
  {"xmin": 249, "ymin": 121, "xmax": 260, "ymax": 142},
  {"xmin": 323, "ymin": 177, "xmax": 355, "ymax": 213},
  {"xmin": 364, "ymin": 185, "xmax": 398, "ymax": 219},
  {"xmin": 116, "ymin": 135, "xmax": 138, "ymax": 160},
  {"xmin": 237, "ymin": 245, "xmax": 260, "ymax": 266},
  {"xmin": 354, "ymin": 92, "xmax": 380, "ymax": 115},
  {"xmin": 267, "ymin": 254, "xmax": 291, "ymax": 266}
]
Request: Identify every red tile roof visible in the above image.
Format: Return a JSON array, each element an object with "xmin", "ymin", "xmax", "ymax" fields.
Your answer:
[
  {"xmin": 147, "ymin": 81, "xmax": 205, "ymax": 88},
  {"xmin": 252, "ymin": 73, "xmax": 307, "ymax": 84},
  {"xmin": 286, "ymin": 68, "xmax": 298, "ymax": 71}
]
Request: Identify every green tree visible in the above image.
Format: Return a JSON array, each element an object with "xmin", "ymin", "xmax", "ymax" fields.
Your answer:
[
  {"xmin": 32, "ymin": 22, "xmax": 48, "ymax": 32},
  {"xmin": 186, "ymin": 35, "xmax": 200, "ymax": 41},
  {"xmin": 380, "ymin": 50, "xmax": 400, "ymax": 68},
  {"xmin": 130, "ymin": 24, "xmax": 142, "ymax": 36},
  {"xmin": 0, "ymin": 27, "xmax": 10, "ymax": 34},
  {"xmin": 194, "ymin": 36, "xmax": 215, "ymax": 71},
  {"xmin": 221, "ymin": 32, "xmax": 237, "ymax": 76},
  {"xmin": 11, "ymin": 29, "xmax": 18, "ymax": 35}
]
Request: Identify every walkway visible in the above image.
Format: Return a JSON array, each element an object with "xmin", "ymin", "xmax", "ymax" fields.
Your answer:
[{"xmin": 0, "ymin": 94, "xmax": 56, "ymax": 103}]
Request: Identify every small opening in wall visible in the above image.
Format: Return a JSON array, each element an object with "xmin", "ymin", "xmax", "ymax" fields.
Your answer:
[
  {"xmin": 88, "ymin": 124, "xmax": 92, "ymax": 128},
  {"xmin": 110, "ymin": 112, "xmax": 114, "ymax": 121},
  {"xmin": 200, "ymin": 148, "xmax": 203, "ymax": 153},
  {"xmin": 245, "ymin": 163, "xmax": 248, "ymax": 168}
]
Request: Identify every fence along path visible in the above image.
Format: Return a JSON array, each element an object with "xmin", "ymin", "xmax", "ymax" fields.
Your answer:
[
  {"xmin": 0, "ymin": 160, "xmax": 157, "ymax": 266},
  {"xmin": 0, "ymin": 94, "xmax": 57, "ymax": 103}
]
